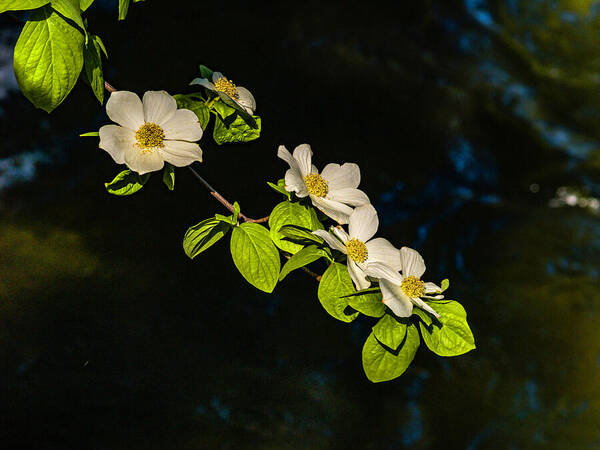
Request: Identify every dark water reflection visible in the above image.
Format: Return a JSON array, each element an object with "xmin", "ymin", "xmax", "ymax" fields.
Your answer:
[{"xmin": 1, "ymin": 0, "xmax": 600, "ymax": 448}]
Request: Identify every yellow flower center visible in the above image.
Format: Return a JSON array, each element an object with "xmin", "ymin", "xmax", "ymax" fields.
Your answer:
[
  {"xmin": 304, "ymin": 173, "xmax": 328, "ymax": 197},
  {"xmin": 346, "ymin": 238, "xmax": 368, "ymax": 263},
  {"xmin": 214, "ymin": 78, "xmax": 238, "ymax": 97},
  {"xmin": 135, "ymin": 122, "xmax": 165, "ymax": 150},
  {"xmin": 401, "ymin": 276, "xmax": 425, "ymax": 298}
]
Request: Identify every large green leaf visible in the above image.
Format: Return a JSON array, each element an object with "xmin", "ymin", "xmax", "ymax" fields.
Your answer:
[
  {"xmin": 213, "ymin": 113, "xmax": 261, "ymax": 145},
  {"xmin": 418, "ymin": 300, "xmax": 476, "ymax": 357},
  {"xmin": 362, "ymin": 324, "xmax": 420, "ymax": 383},
  {"xmin": 183, "ymin": 218, "xmax": 231, "ymax": 259},
  {"xmin": 173, "ymin": 94, "xmax": 210, "ymax": 130},
  {"xmin": 82, "ymin": 33, "xmax": 104, "ymax": 103},
  {"xmin": 50, "ymin": 0, "xmax": 84, "ymax": 31},
  {"xmin": 0, "ymin": 0, "xmax": 49, "ymax": 14},
  {"xmin": 269, "ymin": 201, "xmax": 318, "ymax": 254},
  {"xmin": 104, "ymin": 169, "xmax": 149, "ymax": 196},
  {"xmin": 118, "ymin": 0, "xmax": 129, "ymax": 20},
  {"xmin": 230, "ymin": 223, "xmax": 280, "ymax": 293},
  {"xmin": 317, "ymin": 262, "xmax": 359, "ymax": 323},
  {"xmin": 372, "ymin": 315, "xmax": 407, "ymax": 351},
  {"xmin": 345, "ymin": 289, "xmax": 386, "ymax": 318},
  {"xmin": 14, "ymin": 6, "xmax": 84, "ymax": 113},
  {"xmin": 279, "ymin": 244, "xmax": 327, "ymax": 281}
]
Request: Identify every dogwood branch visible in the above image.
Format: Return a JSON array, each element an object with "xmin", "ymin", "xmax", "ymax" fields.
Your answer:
[{"xmin": 103, "ymin": 80, "xmax": 269, "ymax": 224}]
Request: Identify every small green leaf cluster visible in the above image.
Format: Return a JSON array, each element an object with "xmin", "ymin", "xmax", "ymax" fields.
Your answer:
[{"xmin": 4, "ymin": 0, "xmax": 144, "ymax": 112}]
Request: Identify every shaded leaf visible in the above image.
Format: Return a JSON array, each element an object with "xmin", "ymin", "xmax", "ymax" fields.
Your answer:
[
  {"xmin": 183, "ymin": 218, "xmax": 231, "ymax": 259},
  {"xmin": 104, "ymin": 169, "xmax": 149, "ymax": 196}
]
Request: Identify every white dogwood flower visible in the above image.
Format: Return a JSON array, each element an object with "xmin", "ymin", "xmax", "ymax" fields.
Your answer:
[
  {"xmin": 99, "ymin": 91, "xmax": 203, "ymax": 175},
  {"xmin": 313, "ymin": 204, "xmax": 402, "ymax": 290},
  {"xmin": 379, "ymin": 247, "xmax": 442, "ymax": 318},
  {"xmin": 277, "ymin": 144, "xmax": 370, "ymax": 224},
  {"xmin": 190, "ymin": 72, "xmax": 256, "ymax": 115}
]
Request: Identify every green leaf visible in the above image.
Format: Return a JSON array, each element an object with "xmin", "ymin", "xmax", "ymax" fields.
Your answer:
[
  {"xmin": 413, "ymin": 307, "xmax": 433, "ymax": 326},
  {"xmin": 441, "ymin": 279, "xmax": 450, "ymax": 291},
  {"xmin": 198, "ymin": 64, "xmax": 214, "ymax": 79},
  {"xmin": 173, "ymin": 94, "xmax": 210, "ymax": 130},
  {"xmin": 79, "ymin": 131, "xmax": 98, "ymax": 137},
  {"xmin": 118, "ymin": 0, "xmax": 129, "ymax": 19},
  {"xmin": 372, "ymin": 315, "xmax": 407, "ymax": 350},
  {"xmin": 213, "ymin": 113, "xmax": 261, "ymax": 145},
  {"xmin": 277, "ymin": 224, "xmax": 327, "ymax": 250},
  {"xmin": 317, "ymin": 262, "xmax": 359, "ymax": 323},
  {"xmin": 230, "ymin": 223, "xmax": 280, "ymax": 293},
  {"xmin": 345, "ymin": 289, "xmax": 385, "ymax": 318},
  {"xmin": 269, "ymin": 201, "xmax": 317, "ymax": 254},
  {"xmin": 279, "ymin": 245, "xmax": 327, "ymax": 281},
  {"xmin": 362, "ymin": 324, "xmax": 420, "ymax": 383},
  {"xmin": 104, "ymin": 169, "xmax": 149, "ymax": 196},
  {"xmin": 14, "ymin": 6, "xmax": 85, "ymax": 113},
  {"xmin": 183, "ymin": 218, "xmax": 231, "ymax": 259},
  {"xmin": 232, "ymin": 202, "xmax": 240, "ymax": 223},
  {"xmin": 267, "ymin": 179, "xmax": 291, "ymax": 200},
  {"xmin": 215, "ymin": 214, "xmax": 236, "ymax": 225},
  {"xmin": 418, "ymin": 300, "xmax": 476, "ymax": 357},
  {"xmin": 93, "ymin": 34, "xmax": 108, "ymax": 58},
  {"xmin": 50, "ymin": 0, "xmax": 84, "ymax": 31},
  {"xmin": 162, "ymin": 163, "xmax": 175, "ymax": 190},
  {"xmin": 0, "ymin": 0, "xmax": 49, "ymax": 13},
  {"xmin": 80, "ymin": 0, "xmax": 94, "ymax": 11},
  {"xmin": 82, "ymin": 33, "xmax": 104, "ymax": 103}
]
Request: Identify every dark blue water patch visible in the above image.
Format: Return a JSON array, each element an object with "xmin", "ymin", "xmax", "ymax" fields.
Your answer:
[
  {"xmin": 400, "ymin": 401, "xmax": 423, "ymax": 446},
  {"xmin": 0, "ymin": 150, "xmax": 51, "ymax": 191},
  {"xmin": 465, "ymin": 0, "xmax": 494, "ymax": 27}
]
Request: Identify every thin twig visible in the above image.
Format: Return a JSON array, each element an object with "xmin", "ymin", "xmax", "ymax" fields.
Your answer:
[
  {"xmin": 284, "ymin": 254, "xmax": 322, "ymax": 281},
  {"xmin": 103, "ymin": 80, "xmax": 268, "ymax": 223}
]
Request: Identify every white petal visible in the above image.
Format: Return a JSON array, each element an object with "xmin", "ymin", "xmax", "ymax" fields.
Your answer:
[
  {"xmin": 327, "ymin": 187, "xmax": 370, "ymax": 206},
  {"xmin": 311, "ymin": 197, "xmax": 353, "ymax": 224},
  {"xmin": 400, "ymin": 247, "xmax": 426, "ymax": 278},
  {"xmin": 380, "ymin": 279, "xmax": 413, "ymax": 317},
  {"xmin": 158, "ymin": 140, "xmax": 202, "ymax": 167},
  {"xmin": 143, "ymin": 91, "xmax": 177, "ymax": 125},
  {"xmin": 292, "ymin": 144, "xmax": 313, "ymax": 177},
  {"xmin": 365, "ymin": 238, "xmax": 401, "ymax": 271},
  {"xmin": 424, "ymin": 282, "xmax": 441, "ymax": 293},
  {"xmin": 106, "ymin": 91, "xmax": 144, "ymax": 130},
  {"xmin": 312, "ymin": 230, "xmax": 347, "ymax": 253},
  {"xmin": 331, "ymin": 226, "xmax": 350, "ymax": 244},
  {"xmin": 99, "ymin": 124, "xmax": 132, "ymax": 164},
  {"xmin": 348, "ymin": 204, "xmax": 379, "ymax": 242},
  {"xmin": 364, "ymin": 261, "xmax": 403, "ymax": 285},
  {"xmin": 124, "ymin": 147, "xmax": 164, "ymax": 175},
  {"xmin": 411, "ymin": 297, "xmax": 440, "ymax": 318},
  {"xmin": 347, "ymin": 259, "xmax": 371, "ymax": 290},
  {"xmin": 284, "ymin": 167, "xmax": 308, "ymax": 197},
  {"xmin": 162, "ymin": 109, "xmax": 203, "ymax": 141},
  {"xmin": 320, "ymin": 162, "xmax": 361, "ymax": 190},
  {"xmin": 189, "ymin": 78, "xmax": 215, "ymax": 90},
  {"xmin": 278, "ymin": 145, "xmax": 299, "ymax": 169},
  {"xmin": 212, "ymin": 72, "xmax": 225, "ymax": 82},
  {"xmin": 235, "ymin": 86, "xmax": 256, "ymax": 115}
]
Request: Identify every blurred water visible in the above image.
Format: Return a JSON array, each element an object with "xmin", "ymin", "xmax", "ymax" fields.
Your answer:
[{"xmin": 1, "ymin": 0, "xmax": 600, "ymax": 448}]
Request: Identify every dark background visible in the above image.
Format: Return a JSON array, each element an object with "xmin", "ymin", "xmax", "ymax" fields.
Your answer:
[{"xmin": 1, "ymin": 0, "xmax": 600, "ymax": 448}]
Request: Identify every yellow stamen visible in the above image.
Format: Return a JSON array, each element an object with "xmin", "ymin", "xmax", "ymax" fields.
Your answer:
[
  {"xmin": 135, "ymin": 122, "xmax": 165, "ymax": 151},
  {"xmin": 401, "ymin": 276, "xmax": 425, "ymax": 298},
  {"xmin": 346, "ymin": 238, "xmax": 368, "ymax": 263},
  {"xmin": 304, "ymin": 173, "xmax": 328, "ymax": 197},
  {"xmin": 214, "ymin": 78, "xmax": 238, "ymax": 98}
]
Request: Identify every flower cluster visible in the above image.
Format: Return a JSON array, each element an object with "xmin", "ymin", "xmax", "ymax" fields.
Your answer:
[{"xmin": 278, "ymin": 144, "xmax": 445, "ymax": 320}]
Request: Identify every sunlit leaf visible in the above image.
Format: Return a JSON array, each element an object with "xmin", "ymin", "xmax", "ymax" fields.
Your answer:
[
  {"xmin": 82, "ymin": 33, "xmax": 104, "ymax": 103},
  {"xmin": 269, "ymin": 201, "xmax": 317, "ymax": 254},
  {"xmin": 0, "ymin": 0, "xmax": 49, "ymax": 13},
  {"xmin": 372, "ymin": 315, "xmax": 407, "ymax": 350},
  {"xmin": 104, "ymin": 169, "xmax": 149, "ymax": 196},
  {"xmin": 213, "ymin": 113, "xmax": 261, "ymax": 145},
  {"xmin": 418, "ymin": 300, "xmax": 476, "ymax": 357},
  {"xmin": 162, "ymin": 163, "xmax": 175, "ymax": 191},
  {"xmin": 317, "ymin": 262, "xmax": 359, "ymax": 323},
  {"xmin": 362, "ymin": 324, "xmax": 420, "ymax": 383},
  {"xmin": 173, "ymin": 94, "xmax": 210, "ymax": 130},
  {"xmin": 14, "ymin": 6, "xmax": 84, "ymax": 112},
  {"xmin": 183, "ymin": 218, "xmax": 231, "ymax": 259},
  {"xmin": 230, "ymin": 223, "xmax": 280, "ymax": 293},
  {"xmin": 50, "ymin": 0, "xmax": 84, "ymax": 31},
  {"xmin": 279, "ymin": 245, "xmax": 327, "ymax": 281}
]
